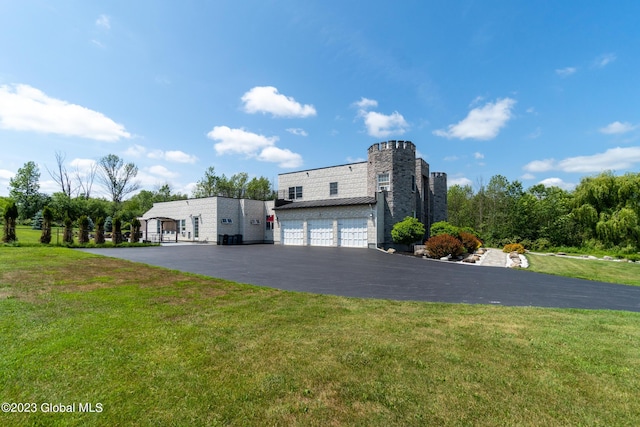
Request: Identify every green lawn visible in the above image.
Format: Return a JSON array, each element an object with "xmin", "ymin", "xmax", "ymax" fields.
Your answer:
[
  {"xmin": 527, "ymin": 253, "xmax": 640, "ymax": 286},
  {"xmin": 1, "ymin": 247, "xmax": 639, "ymax": 426}
]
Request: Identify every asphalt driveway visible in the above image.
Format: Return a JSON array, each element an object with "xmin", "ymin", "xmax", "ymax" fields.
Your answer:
[{"xmin": 78, "ymin": 245, "xmax": 640, "ymax": 312}]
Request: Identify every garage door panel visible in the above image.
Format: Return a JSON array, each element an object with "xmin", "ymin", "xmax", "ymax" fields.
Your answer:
[
  {"xmin": 338, "ymin": 218, "xmax": 368, "ymax": 248},
  {"xmin": 308, "ymin": 219, "xmax": 333, "ymax": 246},
  {"xmin": 281, "ymin": 221, "xmax": 304, "ymax": 246}
]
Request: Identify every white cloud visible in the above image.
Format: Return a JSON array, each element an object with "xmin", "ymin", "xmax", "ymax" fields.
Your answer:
[
  {"xmin": 207, "ymin": 126, "xmax": 278, "ymax": 156},
  {"xmin": 523, "ymin": 158, "xmax": 556, "ymax": 172},
  {"xmin": 433, "ymin": 97, "xmax": 516, "ymax": 140},
  {"xmin": 241, "ymin": 86, "xmax": 316, "ymax": 118},
  {"xmin": 0, "ymin": 84, "xmax": 130, "ymax": 141},
  {"xmin": 147, "ymin": 149, "xmax": 198, "ymax": 163},
  {"xmin": 352, "ymin": 97, "xmax": 378, "ymax": 109},
  {"xmin": 353, "ymin": 98, "xmax": 409, "ymax": 138},
  {"xmin": 147, "ymin": 165, "xmax": 179, "ymax": 179},
  {"xmin": 599, "ymin": 121, "xmax": 637, "ymax": 135},
  {"xmin": 257, "ymin": 146, "xmax": 303, "ymax": 168},
  {"xmin": 96, "ymin": 14, "xmax": 110, "ymax": 29},
  {"xmin": 593, "ymin": 53, "xmax": 616, "ymax": 68},
  {"xmin": 124, "ymin": 144, "xmax": 147, "ymax": 157},
  {"xmin": 286, "ymin": 128, "xmax": 308, "ymax": 137},
  {"xmin": 444, "ymin": 155, "xmax": 459, "ymax": 161},
  {"xmin": 207, "ymin": 125, "xmax": 302, "ymax": 168},
  {"xmin": 448, "ymin": 177, "xmax": 473, "ymax": 187},
  {"xmin": 521, "ymin": 173, "xmax": 535, "ymax": 180},
  {"xmin": 474, "ymin": 152, "xmax": 484, "ymax": 159},
  {"xmin": 69, "ymin": 158, "xmax": 97, "ymax": 174},
  {"xmin": 0, "ymin": 169, "xmax": 14, "ymax": 180},
  {"xmin": 360, "ymin": 110, "xmax": 409, "ymax": 138},
  {"xmin": 538, "ymin": 177, "xmax": 575, "ymax": 191},
  {"xmin": 164, "ymin": 150, "xmax": 198, "ymax": 163},
  {"xmin": 524, "ymin": 147, "xmax": 640, "ymax": 174},
  {"xmin": 557, "ymin": 147, "xmax": 640, "ymax": 173},
  {"xmin": 556, "ymin": 67, "xmax": 577, "ymax": 77}
]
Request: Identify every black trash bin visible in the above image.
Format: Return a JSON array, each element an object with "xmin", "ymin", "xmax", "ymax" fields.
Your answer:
[
  {"xmin": 229, "ymin": 235, "xmax": 236, "ymax": 245},
  {"xmin": 222, "ymin": 234, "xmax": 229, "ymax": 245},
  {"xmin": 235, "ymin": 234, "xmax": 243, "ymax": 245}
]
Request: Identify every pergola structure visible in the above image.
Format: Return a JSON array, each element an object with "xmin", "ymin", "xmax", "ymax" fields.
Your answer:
[{"xmin": 141, "ymin": 217, "xmax": 179, "ymax": 243}]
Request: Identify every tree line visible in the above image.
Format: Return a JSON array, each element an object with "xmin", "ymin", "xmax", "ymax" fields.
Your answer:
[
  {"xmin": 447, "ymin": 171, "xmax": 640, "ymax": 253},
  {"xmin": 1, "ymin": 153, "xmax": 276, "ymax": 231}
]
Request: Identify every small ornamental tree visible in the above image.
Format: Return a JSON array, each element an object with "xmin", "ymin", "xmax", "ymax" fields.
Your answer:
[
  {"xmin": 2, "ymin": 201, "xmax": 18, "ymax": 243},
  {"xmin": 94, "ymin": 217, "xmax": 105, "ymax": 244},
  {"xmin": 130, "ymin": 218, "xmax": 141, "ymax": 243},
  {"xmin": 113, "ymin": 216, "xmax": 123, "ymax": 244},
  {"xmin": 105, "ymin": 216, "xmax": 113, "ymax": 233},
  {"xmin": 63, "ymin": 217, "xmax": 74, "ymax": 244},
  {"xmin": 425, "ymin": 234, "xmax": 464, "ymax": 259},
  {"xmin": 391, "ymin": 216, "xmax": 426, "ymax": 247},
  {"xmin": 32, "ymin": 210, "xmax": 43, "ymax": 230},
  {"xmin": 78, "ymin": 215, "xmax": 90, "ymax": 244},
  {"xmin": 40, "ymin": 206, "xmax": 53, "ymax": 244}
]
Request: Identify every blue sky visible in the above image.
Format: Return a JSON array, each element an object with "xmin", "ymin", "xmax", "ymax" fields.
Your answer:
[{"xmin": 1, "ymin": 1, "xmax": 640, "ymax": 198}]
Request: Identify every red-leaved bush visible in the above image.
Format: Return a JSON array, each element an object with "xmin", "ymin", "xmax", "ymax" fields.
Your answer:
[
  {"xmin": 459, "ymin": 231, "xmax": 482, "ymax": 253},
  {"xmin": 425, "ymin": 234, "xmax": 464, "ymax": 259}
]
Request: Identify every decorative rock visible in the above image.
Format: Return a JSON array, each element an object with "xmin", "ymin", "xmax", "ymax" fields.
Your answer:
[
  {"xmin": 387, "ymin": 248, "xmax": 396, "ymax": 254},
  {"xmin": 603, "ymin": 256, "xmax": 613, "ymax": 260},
  {"xmin": 557, "ymin": 252, "xmax": 567, "ymax": 256},
  {"xmin": 588, "ymin": 256, "xmax": 598, "ymax": 260},
  {"xmin": 462, "ymin": 255, "xmax": 476, "ymax": 263}
]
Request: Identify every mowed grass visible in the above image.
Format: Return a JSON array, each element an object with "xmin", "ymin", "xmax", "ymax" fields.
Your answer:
[
  {"xmin": 527, "ymin": 253, "xmax": 640, "ymax": 286},
  {"xmin": 1, "ymin": 248, "xmax": 639, "ymax": 426}
]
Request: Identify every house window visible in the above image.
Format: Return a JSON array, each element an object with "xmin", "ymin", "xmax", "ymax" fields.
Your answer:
[
  {"xmin": 330, "ymin": 182, "xmax": 338, "ymax": 196},
  {"xmin": 180, "ymin": 219, "xmax": 186, "ymax": 233},
  {"xmin": 412, "ymin": 175, "xmax": 416, "ymax": 192},
  {"xmin": 193, "ymin": 217, "xmax": 199, "ymax": 239},
  {"xmin": 377, "ymin": 173, "xmax": 390, "ymax": 191},
  {"xmin": 288, "ymin": 186, "xmax": 303, "ymax": 200}
]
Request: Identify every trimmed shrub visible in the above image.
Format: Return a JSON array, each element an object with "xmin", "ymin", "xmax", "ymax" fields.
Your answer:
[
  {"xmin": 78, "ymin": 215, "xmax": 90, "ymax": 244},
  {"xmin": 130, "ymin": 218, "xmax": 141, "ymax": 243},
  {"xmin": 40, "ymin": 206, "xmax": 53, "ymax": 244},
  {"xmin": 459, "ymin": 231, "xmax": 482, "ymax": 253},
  {"xmin": 63, "ymin": 217, "xmax": 74, "ymax": 244},
  {"xmin": 429, "ymin": 221, "xmax": 459, "ymax": 238},
  {"xmin": 94, "ymin": 217, "xmax": 105, "ymax": 244},
  {"xmin": 425, "ymin": 234, "xmax": 464, "ymax": 259},
  {"xmin": 2, "ymin": 201, "xmax": 18, "ymax": 243},
  {"xmin": 113, "ymin": 217, "xmax": 123, "ymax": 245},
  {"xmin": 533, "ymin": 238, "xmax": 551, "ymax": 251},
  {"xmin": 391, "ymin": 216, "xmax": 426, "ymax": 246},
  {"xmin": 503, "ymin": 243, "xmax": 525, "ymax": 254}
]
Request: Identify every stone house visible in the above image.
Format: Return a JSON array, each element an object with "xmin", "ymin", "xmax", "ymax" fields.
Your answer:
[{"xmin": 140, "ymin": 140, "xmax": 447, "ymax": 248}]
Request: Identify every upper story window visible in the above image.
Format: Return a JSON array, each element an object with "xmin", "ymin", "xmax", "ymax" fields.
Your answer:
[
  {"xmin": 377, "ymin": 173, "xmax": 390, "ymax": 191},
  {"xmin": 412, "ymin": 175, "xmax": 416, "ymax": 192},
  {"xmin": 288, "ymin": 186, "xmax": 303, "ymax": 200},
  {"xmin": 329, "ymin": 182, "xmax": 338, "ymax": 196}
]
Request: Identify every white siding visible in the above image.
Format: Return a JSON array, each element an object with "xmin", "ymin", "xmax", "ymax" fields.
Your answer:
[{"xmin": 278, "ymin": 162, "xmax": 368, "ymax": 201}]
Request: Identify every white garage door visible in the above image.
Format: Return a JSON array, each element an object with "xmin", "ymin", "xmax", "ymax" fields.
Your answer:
[
  {"xmin": 308, "ymin": 219, "xmax": 334, "ymax": 246},
  {"xmin": 338, "ymin": 218, "xmax": 368, "ymax": 248},
  {"xmin": 281, "ymin": 221, "xmax": 304, "ymax": 246}
]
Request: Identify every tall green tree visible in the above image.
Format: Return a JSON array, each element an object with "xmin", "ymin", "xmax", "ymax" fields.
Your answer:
[
  {"xmin": 246, "ymin": 176, "xmax": 274, "ymax": 201},
  {"xmin": 192, "ymin": 166, "xmax": 219, "ymax": 198},
  {"xmin": 9, "ymin": 161, "xmax": 47, "ymax": 220}
]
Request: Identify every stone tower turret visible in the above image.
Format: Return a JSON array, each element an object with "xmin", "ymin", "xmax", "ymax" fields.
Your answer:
[
  {"xmin": 368, "ymin": 140, "xmax": 419, "ymax": 245},
  {"xmin": 429, "ymin": 172, "xmax": 448, "ymax": 224}
]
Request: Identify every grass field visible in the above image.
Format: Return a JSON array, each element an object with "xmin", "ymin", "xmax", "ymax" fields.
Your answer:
[
  {"xmin": 1, "ymin": 247, "xmax": 639, "ymax": 426},
  {"xmin": 526, "ymin": 253, "xmax": 640, "ymax": 286}
]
